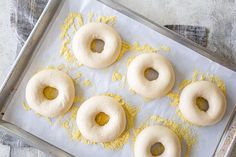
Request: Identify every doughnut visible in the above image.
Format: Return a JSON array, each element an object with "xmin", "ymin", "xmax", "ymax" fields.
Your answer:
[
  {"xmin": 134, "ymin": 125, "xmax": 181, "ymax": 157},
  {"xmin": 127, "ymin": 53, "xmax": 175, "ymax": 99},
  {"xmin": 72, "ymin": 23, "xmax": 121, "ymax": 68},
  {"xmin": 25, "ymin": 69, "xmax": 75, "ymax": 118},
  {"xmin": 76, "ymin": 95, "xmax": 126, "ymax": 142},
  {"xmin": 179, "ymin": 81, "xmax": 227, "ymax": 126}
]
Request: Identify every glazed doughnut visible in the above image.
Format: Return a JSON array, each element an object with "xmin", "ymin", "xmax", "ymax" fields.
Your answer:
[
  {"xmin": 127, "ymin": 53, "xmax": 175, "ymax": 99},
  {"xmin": 134, "ymin": 125, "xmax": 181, "ymax": 157},
  {"xmin": 72, "ymin": 23, "xmax": 121, "ymax": 68},
  {"xmin": 179, "ymin": 81, "xmax": 227, "ymax": 126},
  {"xmin": 76, "ymin": 95, "xmax": 126, "ymax": 142},
  {"xmin": 25, "ymin": 69, "xmax": 75, "ymax": 118}
]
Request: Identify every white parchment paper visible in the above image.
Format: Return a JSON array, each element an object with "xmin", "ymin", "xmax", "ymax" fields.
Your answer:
[{"xmin": 3, "ymin": 0, "xmax": 236, "ymax": 156}]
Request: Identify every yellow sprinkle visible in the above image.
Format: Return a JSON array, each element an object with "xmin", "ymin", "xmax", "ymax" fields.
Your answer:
[
  {"xmin": 61, "ymin": 120, "xmax": 70, "ymax": 129},
  {"xmin": 179, "ymin": 79, "xmax": 191, "ymax": 91},
  {"xmin": 22, "ymin": 102, "xmax": 31, "ymax": 111},
  {"xmin": 129, "ymin": 88, "xmax": 136, "ymax": 95},
  {"xmin": 117, "ymin": 41, "xmax": 132, "ymax": 60},
  {"xmin": 126, "ymin": 56, "xmax": 136, "ymax": 67},
  {"xmin": 73, "ymin": 96, "xmax": 84, "ymax": 104},
  {"xmin": 82, "ymin": 79, "xmax": 92, "ymax": 87},
  {"xmin": 88, "ymin": 12, "xmax": 94, "ymax": 23},
  {"xmin": 160, "ymin": 45, "xmax": 171, "ymax": 52},
  {"xmin": 57, "ymin": 64, "xmax": 66, "ymax": 70},
  {"xmin": 167, "ymin": 92, "xmax": 179, "ymax": 106},
  {"xmin": 74, "ymin": 72, "xmax": 82, "ymax": 80},
  {"xmin": 132, "ymin": 42, "xmax": 158, "ymax": 53},
  {"xmin": 192, "ymin": 69, "xmax": 199, "ymax": 82},
  {"xmin": 96, "ymin": 16, "xmax": 116, "ymax": 24},
  {"xmin": 112, "ymin": 70, "xmax": 122, "ymax": 82}
]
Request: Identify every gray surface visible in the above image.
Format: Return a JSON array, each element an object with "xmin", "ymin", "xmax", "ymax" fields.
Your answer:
[{"xmin": 0, "ymin": 0, "xmax": 236, "ymax": 156}]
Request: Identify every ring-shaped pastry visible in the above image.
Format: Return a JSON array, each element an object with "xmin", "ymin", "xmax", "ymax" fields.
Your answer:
[
  {"xmin": 134, "ymin": 125, "xmax": 181, "ymax": 157},
  {"xmin": 76, "ymin": 95, "xmax": 126, "ymax": 142},
  {"xmin": 72, "ymin": 23, "xmax": 121, "ymax": 68},
  {"xmin": 127, "ymin": 53, "xmax": 175, "ymax": 99},
  {"xmin": 179, "ymin": 81, "xmax": 227, "ymax": 126},
  {"xmin": 25, "ymin": 69, "xmax": 75, "ymax": 118}
]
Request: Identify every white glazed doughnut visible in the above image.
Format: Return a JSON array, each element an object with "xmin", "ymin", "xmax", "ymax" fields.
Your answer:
[
  {"xmin": 72, "ymin": 23, "xmax": 121, "ymax": 68},
  {"xmin": 179, "ymin": 81, "xmax": 227, "ymax": 126},
  {"xmin": 76, "ymin": 95, "xmax": 126, "ymax": 142},
  {"xmin": 127, "ymin": 53, "xmax": 175, "ymax": 99},
  {"xmin": 134, "ymin": 125, "xmax": 181, "ymax": 157},
  {"xmin": 25, "ymin": 69, "xmax": 75, "ymax": 118}
]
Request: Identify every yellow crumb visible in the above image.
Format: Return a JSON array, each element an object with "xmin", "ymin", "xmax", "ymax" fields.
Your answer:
[
  {"xmin": 73, "ymin": 96, "xmax": 85, "ymax": 104},
  {"xmin": 160, "ymin": 45, "xmax": 171, "ymax": 52},
  {"xmin": 88, "ymin": 12, "xmax": 94, "ymax": 23},
  {"xmin": 112, "ymin": 70, "xmax": 122, "ymax": 82},
  {"xmin": 22, "ymin": 102, "xmax": 31, "ymax": 111},
  {"xmin": 126, "ymin": 56, "xmax": 136, "ymax": 67},
  {"xmin": 61, "ymin": 120, "xmax": 70, "ymax": 129},
  {"xmin": 82, "ymin": 79, "xmax": 92, "ymax": 87},
  {"xmin": 96, "ymin": 15, "xmax": 116, "ymax": 25},
  {"xmin": 167, "ymin": 92, "xmax": 179, "ymax": 106},
  {"xmin": 74, "ymin": 72, "xmax": 82, "ymax": 80}
]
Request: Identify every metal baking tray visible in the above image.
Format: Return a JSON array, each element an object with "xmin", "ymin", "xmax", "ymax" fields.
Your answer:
[{"xmin": 0, "ymin": 0, "xmax": 235, "ymax": 156}]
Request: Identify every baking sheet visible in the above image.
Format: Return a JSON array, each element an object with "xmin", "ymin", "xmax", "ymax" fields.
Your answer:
[{"xmin": 2, "ymin": 0, "xmax": 236, "ymax": 156}]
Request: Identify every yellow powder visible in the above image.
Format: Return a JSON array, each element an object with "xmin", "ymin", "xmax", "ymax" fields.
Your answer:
[
  {"xmin": 61, "ymin": 120, "xmax": 70, "ymax": 129},
  {"xmin": 88, "ymin": 12, "xmax": 94, "ymax": 23},
  {"xmin": 167, "ymin": 92, "xmax": 179, "ymax": 106},
  {"xmin": 22, "ymin": 102, "xmax": 31, "ymax": 111},
  {"xmin": 82, "ymin": 79, "xmax": 92, "ymax": 87},
  {"xmin": 74, "ymin": 72, "xmax": 82, "ymax": 80},
  {"xmin": 112, "ymin": 70, "xmax": 122, "ymax": 82},
  {"xmin": 132, "ymin": 42, "xmax": 158, "ymax": 53},
  {"xmin": 73, "ymin": 96, "xmax": 85, "ymax": 104},
  {"xmin": 160, "ymin": 45, "xmax": 171, "ymax": 52},
  {"xmin": 126, "ymin": 56, "xmax": 136, "ymax": 67},
  {"xmin": 134, "ymin": 116, "xmax": 197, "ymax": 157},
  {"xmin": 57, "ymin": 64, "xmax": 66, "ymax": 70},
  {"xmin": 96, "ymin": 15, "xmax": 116, "ymax": 25},
  {"xmin": 117, "ymin": 41, "xmax": 132, "ymax": 60},
  {"xmin": 129, "ymin": 88, "xmax": 136, "ymax": 95}
]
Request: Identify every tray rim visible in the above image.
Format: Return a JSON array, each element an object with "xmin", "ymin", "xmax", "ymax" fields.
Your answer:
[{"xmin": 0, "ymin": 0, "xmax": 235, "ymax": 156}]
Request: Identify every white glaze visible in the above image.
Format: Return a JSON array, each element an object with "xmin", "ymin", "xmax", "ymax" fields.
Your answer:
[
  {"xmin": 72, "ymin": 23, "xmax": 121, "ymax": 68},
  {"xmin": 25, "ymin": 69, "xmax": 75, "ymax": 118},
  {"xmin": 127, "ymin": 53, "xmax": 175, "ymax": 99},
  {"xmin": 179, "ymin": 81, "xmax": 227, "ymax": 126},
  {"xmin": 76, "ymin": 95, "xmax": 126, "ymax": 142}
]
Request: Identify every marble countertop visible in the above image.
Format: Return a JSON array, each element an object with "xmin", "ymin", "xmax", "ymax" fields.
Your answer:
[{"xmin": 0, "ymin": 0, "xmax": 236, "ymax": 156}]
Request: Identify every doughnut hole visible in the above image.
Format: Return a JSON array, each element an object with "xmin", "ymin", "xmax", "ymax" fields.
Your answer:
[
  {"xmin": 95, "ymin": 112, "xmax": 110, "ymax": 126},
  {"xmin": 150, "ymin": 142, "xmax": 165, "ymax": 156},
  {"xmin": 144, "ymin": 68, "xmax": 159, "ymax": 81},
  {"xmin": 43, "ymin": 86, "xmax": 58, "ymax": 100},
  {"xmin": 196, "ymin": 97, "xmax": 209, "ymax": 112},
  {"xmin": 91, "ymin": 39, "xmax": 105, "ymax": 53}
]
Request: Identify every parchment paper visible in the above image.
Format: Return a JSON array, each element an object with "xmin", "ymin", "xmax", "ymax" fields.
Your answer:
[{"xmin": 3, "ymin": 0, "xmax": 236, "ymax": 156}]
